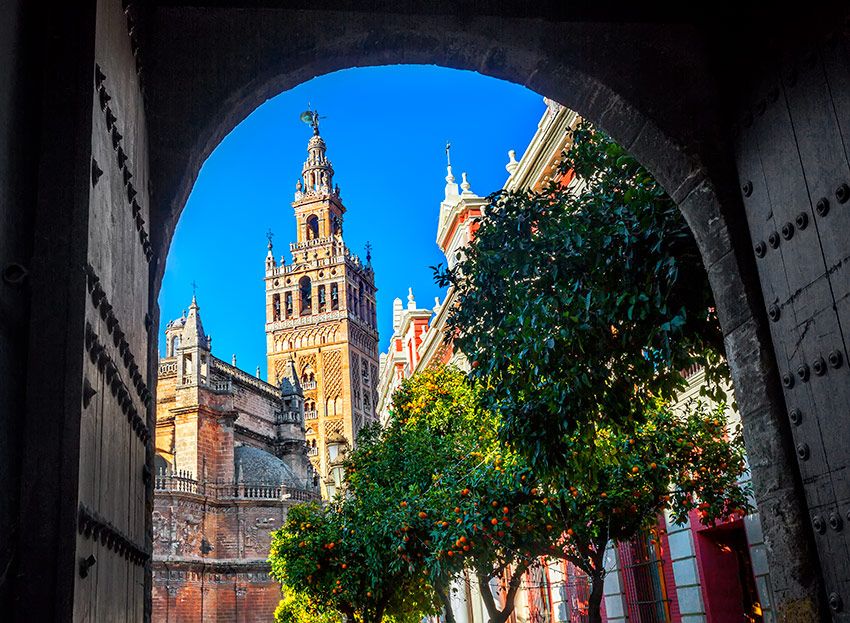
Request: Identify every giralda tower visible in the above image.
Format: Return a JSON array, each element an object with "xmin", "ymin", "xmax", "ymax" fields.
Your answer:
[{"xmin": 264, "ymin": 111, "xmax": 379, "ymax": 497}]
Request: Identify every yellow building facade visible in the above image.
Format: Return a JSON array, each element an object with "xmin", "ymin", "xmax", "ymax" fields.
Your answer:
[{"xmin": 264, "ymin": 115, "xmax": 379, "ymax": 497}]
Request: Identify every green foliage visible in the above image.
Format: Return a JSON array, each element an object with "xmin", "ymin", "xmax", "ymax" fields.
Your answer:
[
  {"xmin": 347, "ymin": 366, "xmax": 539, "ymax": 622},
  {"xmin": 274, "ymin": 586, "xmax": 342, "ymax": 623},
  {"xmin": 435, "ymin": 121, "xmax": 728, "ymax": 471},
  {"xmin": 268, "ymin": 499, "xmax": 437, "ymax": 623},
  {"xmin": 348, "ymin": 367, "xmax": 751, "ymax": 622}
]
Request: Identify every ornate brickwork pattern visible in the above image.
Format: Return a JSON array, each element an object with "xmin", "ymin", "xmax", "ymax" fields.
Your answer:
[
  {"xmin": 321, "ymin": 349, "xmax": 342, "ymax": 400},
  {"xmin": 273, "ymin": 358, "xmax": 287, "ymax": 383},
  {"xmin": 351, "ymin": 354, "xmax": 361, "ymax": 411},
  {"xmin": 350, "ymin": 324, "xmax": 378, "ymax": 353},
  {"xmin": 324, "ymin": 419, "xmax": 344, "ymax": 438}
]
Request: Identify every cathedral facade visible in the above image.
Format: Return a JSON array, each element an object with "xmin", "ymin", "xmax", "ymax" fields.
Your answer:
[
  {"xmin": 151, "ymin": 298, "xmax": 319, "ymax": 622},
  {"xmin": 264, "ymin": 116, "xmax": 380, "ymax": 497}
]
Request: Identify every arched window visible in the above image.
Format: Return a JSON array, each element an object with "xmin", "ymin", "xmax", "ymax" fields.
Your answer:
[
  {"xmin": 284, "ymin": 292, "xmax": 293, "ymax": 319},
  {"xmin": 318, "ymin": 285, "xmax": 327, "ymax": 312},
  {"xmin": 331, "ymin": 283, "xmax": 339, "ymax": 311},
  {"xmin": 171, "ymin": 335, "xmax": 180, "ymax": 355},
  {"xmin": 301, "ymin": 364, "xmax": 316, "ymax": 389},
  {"xmin": 306, "ymin": 215, "xmax": 319, "ymax": 240},
  {"xmin": 299, "ymin": 276, "xmax": 312, "ymax": 314},
  {"xmin": 272, "ymin": 293, "xmax": 281, "ymax": 321},
  {"xmin": 331, "ymin": 214, "xmax": 341, "ymax": 235}
]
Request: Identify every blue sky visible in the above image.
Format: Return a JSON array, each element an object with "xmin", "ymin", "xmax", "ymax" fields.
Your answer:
[{"xmin": 158, "ymin": 65, "xmax": 545, "ymax": 378}]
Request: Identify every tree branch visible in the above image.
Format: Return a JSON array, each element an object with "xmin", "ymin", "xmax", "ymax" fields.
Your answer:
[
  {"xmin": 502, "ymin": 559, "xmax": 532, "ymax": 619},
  {"xmin": 476, "ymin": 570, "xmax": 500, "ymax": 621}
]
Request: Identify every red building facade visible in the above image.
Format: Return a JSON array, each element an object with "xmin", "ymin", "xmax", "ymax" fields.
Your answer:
[{"xmin": 377, "ymin": 99, "xmax": 775, "ymax": 623}]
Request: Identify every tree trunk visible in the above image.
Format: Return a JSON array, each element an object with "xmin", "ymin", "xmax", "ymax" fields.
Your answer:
[
  {"xmin": 476, "ymin": 560, "xmax": 531, "ymax": 623},
  {"xmin": 434, "ymin": 583, "xmax": 457, "ymax": 623},
  {"xmin": 588, "ymin": 571, "xmax": 605, "ymax": 623}
]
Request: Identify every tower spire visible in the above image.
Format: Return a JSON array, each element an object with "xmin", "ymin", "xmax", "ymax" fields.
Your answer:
[
  {"xmin": 265, "ymin": 229, "xmax": 275, "ymax": 270},
  {"xmin": 297, "ymin": 109, "xmax": 335, "ymax": 197},
  {"xmin": 443, "ymin": 141, "xmax": 459, "ymax": 200}
]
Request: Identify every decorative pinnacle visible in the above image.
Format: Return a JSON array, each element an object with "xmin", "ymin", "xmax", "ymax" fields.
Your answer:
[
  {"xmin": 266, "ymin": 228, "xmax": 274, "ymax": 250},
  {"xmin": 444, "ymin": 141, "xmax": 456, "ymax": 187},
  {"xmin": 365, "ymin": 241, "xmax": 372, "ymax": 264}
]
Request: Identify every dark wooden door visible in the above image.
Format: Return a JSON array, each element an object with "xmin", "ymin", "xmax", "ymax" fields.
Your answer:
[
  {"xmin": 73, "ymin": 0, "xmax": 155, "ymax": 620},
  {"xmin": 738, "ymin": 29, "xmax": 850, "ymax": 620}
]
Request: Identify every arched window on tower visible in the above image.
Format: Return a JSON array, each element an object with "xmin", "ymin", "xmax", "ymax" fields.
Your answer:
[
  {"xmin": 306, "ymin": 215, "xmax": 320, "ymax": 240},
  {"xmin": 318, "ymin": 285, "xmax": 327, "ymax": 313},
  {"xmin": 170, "ymin": 335, "xmax": 180, "ymax": 355},
  {"xmin": 299, "ymin": 277, "xmax": 312, "ymax": 315},
  {"xmin": 331, "ymin": 283, "xmax": 339, "ymax": 311},
  {"xmin": 331, "ymin": 214, "xmax": 341, "ymax": 236},
  {"xmin": 284, "ymin": 292, "xmax": 293, "ymax": 319},
  {"xmin": 301, "ymin": 365, "xmax": 316, "ymax": 390},
  {"xmin": 272, "ymin": 293, "xmax": 281, "ymax": 321}
]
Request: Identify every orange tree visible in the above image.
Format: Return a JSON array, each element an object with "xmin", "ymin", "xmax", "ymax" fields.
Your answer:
[
  {"xmin": 347, "ymin": 366, "xmax": 751, "ymax": 623},
  {"xmin": 434, "ymin": 120, "xmax": 729, "ymax": 473},
  {"xmin": 346, "ymin": 365, "xmax": 541, "ymax": 623},
  {"xmin": 510, "ymin": 401, "xmax": 752, "ymax": 623},
  {"xmin": 268, "ymin": 498, "xmax": 438, "ymax": 623}
]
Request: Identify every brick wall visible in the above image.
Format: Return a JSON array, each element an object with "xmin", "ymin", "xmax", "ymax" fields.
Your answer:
[{"xmin": 152, "ymin": 570, "xmax": 282, "ymax": 623}]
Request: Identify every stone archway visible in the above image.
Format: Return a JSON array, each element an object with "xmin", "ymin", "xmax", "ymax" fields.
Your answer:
[
  {"xmin": 144, "ymin": 7, "xmax": 819, "ymax": 617},
  {"xmin": 8, "ymin": 2, "xmax": 850, "ymax": 621}
]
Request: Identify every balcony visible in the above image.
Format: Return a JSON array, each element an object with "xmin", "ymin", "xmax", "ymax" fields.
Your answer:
[
  {"xmin": 154, "ymin": 470, "xmax": 318, "ymax": 502},
  {"xmin": 302, "ymin": 380, "xmax": 317, "ymax": 390},
  {"xmin": 304, "ymin": 410, "xmax": 318, "ymax": 420}
]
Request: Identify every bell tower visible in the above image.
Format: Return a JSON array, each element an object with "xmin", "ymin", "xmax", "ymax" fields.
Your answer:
[{"xmin": 264, "ymin": 110, "xmax": 379, "ymax": 497}]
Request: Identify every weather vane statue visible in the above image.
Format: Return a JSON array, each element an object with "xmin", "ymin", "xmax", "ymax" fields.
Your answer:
[{"xmin": 299, "ymin": 106, "xmax": 323, "ymax": 135}]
